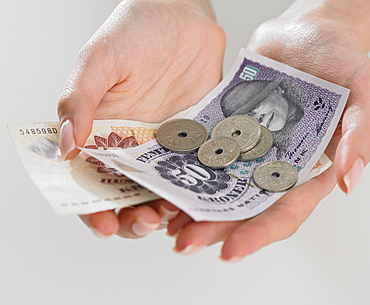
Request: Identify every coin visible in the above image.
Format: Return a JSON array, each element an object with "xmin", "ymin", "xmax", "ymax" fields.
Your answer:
[
  {"xmin": 211, "ymin": 115, "xmax": 261, "ymax": 152},
  {"xmin": 156, "ymin": 119, "xmax": 208, "ymax": 153},
  {"xmin": 253, "ymin": 160, "xmax": 298, "ymax": 192},
  {"xmin": 198, "ymin": 137, "xmax": 240, "ymax": 169},
  {"xmin": 239, "ymin": 126, "xmax": 273, "ymax": 161}
]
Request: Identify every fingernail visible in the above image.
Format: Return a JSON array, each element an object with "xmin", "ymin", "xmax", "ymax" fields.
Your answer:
[
  {"xmin": 159, "ymin": 205, "xmax": 179, "ymax": 225},
  {"xmin": 220, "ymin": 256, "xmax": 243, "ymax": 263},
  {"xmin": 132, "ymin": 217, "xmax": 159, "ymax": 237},
  {"xmin": 175, "ymin": 244, "xmax": 205, "ymax": 255},
  {"xmin": 92, "ymin": 228, "xmax": 112, "ymax": 238},
  {"xmin": 166, "ymin": 228, "xmax": 181, "ymax": 238},
  {"xmin": 343, "ymin": 157, "xmax": 364, "ymax": 194},
  {"xmin": 156, "ymin": 224, "xmax": 167, "ymax": 231},
  {"xmin": 60, "ymin": 119, "xmax": 75, "ymax": 160}
]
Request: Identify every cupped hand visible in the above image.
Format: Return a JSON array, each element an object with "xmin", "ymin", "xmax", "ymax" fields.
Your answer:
[
  {"xmin": 57, "ymin": 0, "xmax": 225, "ymax": 237},
  {"xmin": 166, "ymin": 0, "xmax": 370, "ymax": 261}
]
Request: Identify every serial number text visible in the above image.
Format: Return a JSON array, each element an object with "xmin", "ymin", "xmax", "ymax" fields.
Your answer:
[{"xmin": 19, "ymin": 128, "xmax": 58, "ymax": 135}]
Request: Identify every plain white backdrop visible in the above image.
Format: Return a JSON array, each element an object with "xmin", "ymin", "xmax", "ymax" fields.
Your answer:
[{"xmin": 1, "ymin": 1, "xmax": 370, "ymax": 304}]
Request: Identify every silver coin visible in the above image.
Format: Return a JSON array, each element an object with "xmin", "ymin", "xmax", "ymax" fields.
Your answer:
[
  {"xmin": 239, "ymin": 126, "xmax": 273, "ymax": 161},
  {"xmin": 156, "ymin": 119, "xmax": 208, "ymax": 153},
  {"xmin": 198, "ymin": 137, "xmax": 240, "ymax": 169},
  {"xmin": 211, "ymin": 115, "xmax": 261, "ymax": 152},
  {"xmin": 253, "ymin": 160, "xmax": 298, "ymax": 192}
]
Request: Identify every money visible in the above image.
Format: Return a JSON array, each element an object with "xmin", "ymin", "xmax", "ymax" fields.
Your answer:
[
  {"xmin": 239, "ymin": 126, "xmax": 273, "ymax": 161},
  {"xmin": 8, "ymin": 117, "xmax": 331, "ymax": 217},
  {"xmin": 211, "ymin": 115, "xmax": 261, "ymax": 152},
  {"xmin": 7, "ymin": 109, "xmax": 191, "ymax": 215},
  {"xmin": 198, "ymin": 137, "xmax": 240, "ymax": 169},
  {"xmin": 82, "ymin": 49, "xmax": 349, "ymax": 222},
  {"xmin": 253, "ymin": 160, "xmax": 298, "ymax": 192},
  {"xmin": 156, "ymin": 118, "xmax": 208, "ymax": 153},
  {"xmin": 155, "ymin": 115, "xmax": 269, "ymax": 168}
]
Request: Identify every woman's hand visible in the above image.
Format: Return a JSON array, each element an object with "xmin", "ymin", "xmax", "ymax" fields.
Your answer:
[
  {"xmin": 166, "ymin": 0, "xmax": 370, "ymax": 261},
  {"xmin": 57, "ymin": 0, "xmax": 225, "ymax": 237}
]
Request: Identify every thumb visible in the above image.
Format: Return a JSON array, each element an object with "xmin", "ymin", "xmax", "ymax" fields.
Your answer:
[
  {"xmin": 57, "ymin": 47, "xmax": 111, "ymax": 160},
  {"xmin": 335, "ymin": 64, "xmax": 370, "ymax": 194}
]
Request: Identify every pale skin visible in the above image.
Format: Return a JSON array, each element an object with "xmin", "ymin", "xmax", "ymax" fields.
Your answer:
[{"xmin": 58, "ymin": 0, "xmax": 370, "ymax": 261}]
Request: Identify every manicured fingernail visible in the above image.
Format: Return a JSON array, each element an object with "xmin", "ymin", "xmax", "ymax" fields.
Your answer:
[
  {"xmin": 175, "ymin": 244, "xmax": 205, "ymax": 255},
  {"xmin": 60, "ymin": 119, "xmax": 75, "ymax": 160},
  {"xmin": 132, "ymin": 217, "xmax": 159, "ymax": 237},
  {"xmin": 343, "ymin": 157, "xmax": 364, "ymax": 194},
  {"xmin": 92, "ymin": 228, "xmax": 112, "ymax": 238},
  {"xmin": 220, "ymin": 256, "xmax": 243, "ymax": 263},
  {"xmin": 159, "ymin": 205, "xmax": 179, "ymax": 225}
]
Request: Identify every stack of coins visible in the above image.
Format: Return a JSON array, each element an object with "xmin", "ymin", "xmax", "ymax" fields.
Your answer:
[
  {"xmin": 156, "ymin": 116, "xmax": 297, "ymax": 192},
  {"xmin": 194, "ymin": 115, "xmax": 273, "ymax": 168}
]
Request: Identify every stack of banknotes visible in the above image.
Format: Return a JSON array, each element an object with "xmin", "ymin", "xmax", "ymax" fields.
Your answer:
[{"xmin": 8, "ymin": 49, "xmax": 349, "ymax": 222}]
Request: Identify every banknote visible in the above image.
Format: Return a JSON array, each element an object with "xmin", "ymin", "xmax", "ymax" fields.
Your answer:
[
  {"xmin": 82, "ymin": 49, "xmax": 349, "ymax": 222},
  {"xmin": 7, "ymin": 117, "xmax": 185, "ymax": 215}
]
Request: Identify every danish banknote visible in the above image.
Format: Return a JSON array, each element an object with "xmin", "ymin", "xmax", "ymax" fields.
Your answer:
[{"xmin": 7, "ymin": 112, "xmax": 196, "ymax": 215}]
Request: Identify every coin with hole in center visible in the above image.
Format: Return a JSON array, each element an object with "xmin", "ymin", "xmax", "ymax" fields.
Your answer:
[
  {"xmin": 253, "ymin": 160, "xmax": 298, "ymax": 192},
  {"xmin": 198, "ymin": 137, "xmax": 240, "ymax": 169},
  {"xmin": 156, "ymin": 119, "xmax": 208, "ymax": 153},
  {"xmin": 239, "ymin": 126, "xmax": 273, "ymax": 161},
  {"xmin": 211, "ymin": 115, "xmax": 261, "ymax": 152}
]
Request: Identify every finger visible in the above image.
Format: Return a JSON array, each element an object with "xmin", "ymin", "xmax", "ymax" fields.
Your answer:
[
  {"xmin": 335, "ymin": 62, "xmax": 370, "ymax": 193},
  {"xmin": 79, "ymin": 210, "xmax": 120, "ymax": 238},
  {"xmin": 117, "ymin": 205, "xmax": 160, "ymax": 239},
  {"xmin": 57, "ymin": 42, "xmax": 116, "ymax": 160},
  {"xmin": 173, "ymin": 220, "xmax": 242, "ymax": 255},
  {"xmin": 167, "ymin": 212, "xmax": 194, "ymax": 237},
  {"xmin": 145, "ymin": 199, "xmax": 180, "ymax": 230},
  {"xmin": 220, "ymin": 166, "xmax": 336, "ymax": 262}
]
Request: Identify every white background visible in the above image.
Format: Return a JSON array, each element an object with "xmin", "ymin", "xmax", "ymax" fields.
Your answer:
[{"xmin": 1, "ymin": 1, "xmax": 370, "ymax": 304}]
